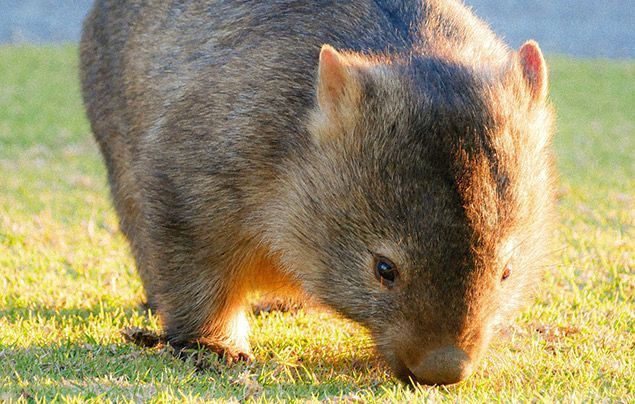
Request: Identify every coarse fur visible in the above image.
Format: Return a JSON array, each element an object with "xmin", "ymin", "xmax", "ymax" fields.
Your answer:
[{"xmin": 80, "ymin": 0, "xmax": 555, "ymax": 384}]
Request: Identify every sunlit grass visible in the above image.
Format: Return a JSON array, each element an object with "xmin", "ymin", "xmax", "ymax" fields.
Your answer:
[{"xmin": 0, "ymin": 46, "xmax": 633, "ymax": 401}]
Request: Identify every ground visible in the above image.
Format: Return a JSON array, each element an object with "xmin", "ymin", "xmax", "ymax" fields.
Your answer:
[{"xmin": 0, "ymin": 46, "xmax": 633, "ymax": 401}]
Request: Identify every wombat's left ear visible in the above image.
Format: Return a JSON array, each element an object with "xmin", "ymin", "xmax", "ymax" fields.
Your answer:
[
  {"xmin": 518, "ymin": 41, "xmax": 548, "ymax": 102},
  {"xmin": 316, "ymin": 44, "xmax": 360, "ymax": 114}
]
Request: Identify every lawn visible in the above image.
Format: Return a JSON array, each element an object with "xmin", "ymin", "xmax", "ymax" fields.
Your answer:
[{"xmin": 0, "ymin": 46, "xmax": 633, "ymax": 402}]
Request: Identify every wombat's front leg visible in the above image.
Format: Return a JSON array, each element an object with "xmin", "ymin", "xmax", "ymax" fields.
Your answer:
[
  {"xmin": 157, "ymin": 262, "xmax": 253, "ymax": 363},
  {"xmin": 159, "ymin": 247, "xmax": 253, "ymax": 362},
  {"xmin": 140, "ymin": 208, "xmax": 254, "ymax": 363}
]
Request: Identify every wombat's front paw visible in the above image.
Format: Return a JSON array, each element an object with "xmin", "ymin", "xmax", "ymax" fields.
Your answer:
[
  {"xmin": 121, "ymin": 326, "xmax": 163, "ymax": 348},
  {"xmin": 171, "ymin": 339, "xmax": 253, "ymax": 368},
  {"xmin": 209, "ymin": 344, "xmax": 253, "ymax": 365}
]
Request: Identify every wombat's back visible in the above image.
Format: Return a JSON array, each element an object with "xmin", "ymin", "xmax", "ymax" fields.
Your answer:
[{"xmin": 81, "ymin": 0, "xmax": 507, "ymax": 165}]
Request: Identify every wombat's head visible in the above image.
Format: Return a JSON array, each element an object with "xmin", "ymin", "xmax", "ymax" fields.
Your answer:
[{"xmin": 266, "ymin": 43, "xmax": 554, "ymax": 385}]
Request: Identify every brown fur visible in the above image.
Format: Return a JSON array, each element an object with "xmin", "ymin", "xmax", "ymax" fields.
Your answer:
[{"xmin": 80, "ymin": 0, "xmax": 555, "ymax": 385}]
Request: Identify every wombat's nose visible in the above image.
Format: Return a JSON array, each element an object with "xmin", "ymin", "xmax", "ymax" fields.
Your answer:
[{"xmin": 410, "ymin": 346, "xmax": 473, "ymax": 385}]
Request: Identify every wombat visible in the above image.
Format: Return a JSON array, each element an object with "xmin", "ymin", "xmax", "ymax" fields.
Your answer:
[{"xmin": 80, "ymin": 0, "xmax": 555, "ymax": 385}]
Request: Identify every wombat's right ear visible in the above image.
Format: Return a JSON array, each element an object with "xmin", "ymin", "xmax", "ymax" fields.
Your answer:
[
  {"xmin": 316, "ymin": 45, "xmax": 359, "ymax": 114},
  {"xmin": 518, "ymin": 41, "xmax": 548, "ymax": 102}
]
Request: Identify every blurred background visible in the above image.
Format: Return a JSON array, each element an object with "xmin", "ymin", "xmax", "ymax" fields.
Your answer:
[{"xmin": 0, "ymin": 0, "xmax": 633, "ymax": 58}]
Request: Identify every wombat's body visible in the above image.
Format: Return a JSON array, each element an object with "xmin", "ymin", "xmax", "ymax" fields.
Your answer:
[{"xmin": 81, "ymin": 0, "xmax": 555, "ymax": 384}]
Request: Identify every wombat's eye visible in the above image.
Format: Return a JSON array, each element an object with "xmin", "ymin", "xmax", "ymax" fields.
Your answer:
[
  {"xmin": 374, "ymin": 256, "xmax": 398, "ymax": 288},
  {"xmin": 501, "ymin": 265, "xmax": 512, "ymax": 281}
]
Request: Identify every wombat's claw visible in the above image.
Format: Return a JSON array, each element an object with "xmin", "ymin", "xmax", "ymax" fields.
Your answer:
[{"xmin": 229, "ymin": 350, "xmax": 254, "ymax": 364}]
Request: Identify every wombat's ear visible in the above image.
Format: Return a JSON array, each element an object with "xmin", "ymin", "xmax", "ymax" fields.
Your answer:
[
  {"xmin": 518, "ymin": 41, "xmax": 548, "ymax": 102},
  {"xmin": 317, "ymin": 44, "xmax": 358, "ymax": 113}
]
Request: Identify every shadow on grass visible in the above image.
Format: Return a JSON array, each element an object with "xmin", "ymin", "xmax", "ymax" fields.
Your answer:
[
  {"xmin": 1, "ymin": 342, "xmax": 386, "ymax": 399},
  {"xmin": 0, "ymin": 302, "xmax": 389, "ymax": 399}
]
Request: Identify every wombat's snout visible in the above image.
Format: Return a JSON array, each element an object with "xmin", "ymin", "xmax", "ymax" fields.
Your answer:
[{"xmin": 407, "ymin": 347, "xmax": 473, "ymax": 385}]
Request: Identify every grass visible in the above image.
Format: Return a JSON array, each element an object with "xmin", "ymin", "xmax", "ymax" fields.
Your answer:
[{"xmin": 0, "ymin": 45, "xmax": 633, "ymax": 402}]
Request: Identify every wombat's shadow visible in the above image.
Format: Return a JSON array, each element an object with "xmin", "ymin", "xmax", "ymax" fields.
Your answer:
[
  {"xmin": 130, "ymin": 299, "xmax": 384, "ymax": 378},
  {"xmin": 1, "ymin": 303, "xmax": 388, "ymax": 398}
]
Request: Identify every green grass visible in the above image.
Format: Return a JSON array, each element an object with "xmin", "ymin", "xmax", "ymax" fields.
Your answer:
[{"xmin": 1, "ymin": 45, "xmax": 633, "ymax": 402}]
